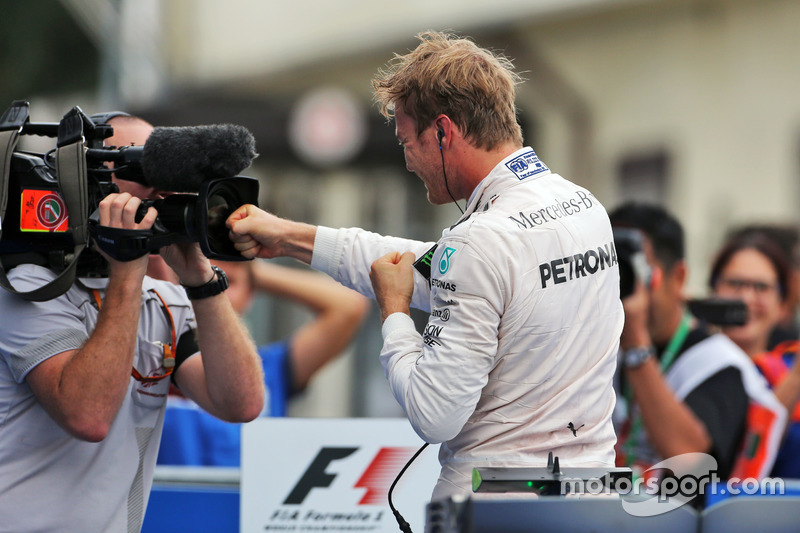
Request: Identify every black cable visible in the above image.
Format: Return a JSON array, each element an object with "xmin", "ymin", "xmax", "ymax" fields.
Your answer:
[
  {"xmin": 388, "ymin": 442, "xmax": 430, "ymax": 533},
  {"xmin": 43, "ymin": 148, "xmax": 115, "ymax": 176},
  {"xmin": 43, "ymin": 148, "xmax": 57, "ymax": 172},
  {"xmin": 440, "ymin": 144, "xmax": 464, "ymax": 215}
]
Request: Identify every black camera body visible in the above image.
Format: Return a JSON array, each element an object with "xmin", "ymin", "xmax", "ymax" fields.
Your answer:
[
  {"xmin": 0, "ymin": 105, "xmax": 114, "ymax": 273},
  {"xmin": 612, "ymin": 226, "xmax": 747, "ymax": 326},
  {"xmin": 0, "ymin": 100, "xmax": 259, "ymax": 300},
  {"xmin": 613, "ymin": 227, "xmax": 652, "ymax": 300},
  {"xmin": 88, "ymin": 175, "xmax": 259, "ymax": 263},
  {"xmin": 3, "ymin": 151, "xmax": 81, "ymax": 262}
]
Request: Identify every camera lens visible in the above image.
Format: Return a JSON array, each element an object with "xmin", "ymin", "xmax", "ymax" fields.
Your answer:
[
  {"xmin": 153, "ymin": 195, "xmax": 195, "ymax": 236},
  {"xmin": 197, "ymin": 176, "xmax": 259, "ymax": 259},
  {"xmin": 205, "ymin": 190, "xmax": 235, "ymax": 255},
  {"xmin": 133, "ymin": 177, "xmax": 258, "ymax": 260},
  {"xmin": 613, "ymin": 228, "xmax": 651, "ymax": 299},
  {"xmin": 618, "ymin": 258, "xmax": 636, "ymax": 300}
]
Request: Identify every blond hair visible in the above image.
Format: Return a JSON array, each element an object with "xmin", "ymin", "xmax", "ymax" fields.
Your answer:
[{"xmin": 372, "ymin": 31, "xmax": 524, "ymax": 150}]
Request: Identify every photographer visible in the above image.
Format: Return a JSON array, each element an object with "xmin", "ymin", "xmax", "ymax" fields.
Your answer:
[
  {"xmin": 610, "ymin": 202, "xmax": 784, "ymax": 497},
  {"xmin": 227, "ymin": 31, "xmax": 624, "ymax": 501},
  {"xmin": 0, "ymin": 115, "xmax": 265, "ymax": 533}
]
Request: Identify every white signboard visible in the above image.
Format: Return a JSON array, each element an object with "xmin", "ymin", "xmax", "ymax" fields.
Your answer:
[{"xmin": 241, "ymin": 418, "xmax": 440, "ymax": 533}]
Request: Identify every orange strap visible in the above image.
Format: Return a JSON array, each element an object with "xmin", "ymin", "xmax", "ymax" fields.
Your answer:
[
  {"xmin": 754, "ymin": 341, "xmax": 797, "ymax": 384},
  {"xmin": 730, "ymin": 402, "xmax": 781, "ymax": 480},
  {"xmin": 754, "ymin": 343, "xmax": 800, "ymax": 421},
  {"xmin": 92, "ymin": 288, "xmax": 176, "ymax": 383}
]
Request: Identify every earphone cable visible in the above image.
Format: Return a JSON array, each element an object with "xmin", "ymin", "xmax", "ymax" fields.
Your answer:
[{"xmin": 440, "ymin": 142, "xmax": 464, "ymax": 215}]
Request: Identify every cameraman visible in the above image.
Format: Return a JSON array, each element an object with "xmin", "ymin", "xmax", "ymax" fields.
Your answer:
[
  {"xmin": 227, "ymin": 31, "xmax": 624, "ymax": 500},
  {"xmin": 0, "ymin": 115, "xmax": 265, "ymax": 532},
  {"xmin": 158, "ymin": 258, "xmax": 369, "ymax": 466},
  {"xmin": 610, "ymin": 202, "xmax": 783, "ymax": 496}
]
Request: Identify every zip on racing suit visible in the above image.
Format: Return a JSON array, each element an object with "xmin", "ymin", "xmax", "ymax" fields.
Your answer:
[{"xmin": 311, "ymin": 147, "xmax": 624, "ymax": 500}]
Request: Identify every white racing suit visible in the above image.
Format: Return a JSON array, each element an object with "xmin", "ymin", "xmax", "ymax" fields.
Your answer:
[{"xmin": 311, "ymin": 147, "xmax": 624, "ymax": 500}]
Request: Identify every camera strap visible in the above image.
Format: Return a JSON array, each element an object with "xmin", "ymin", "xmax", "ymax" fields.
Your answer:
[
  {"xmin": 89, "ymin": 220, "xmax": 157, "ymax": 262},
  {"xmin": 0, "ymin": 106, "xmax": 89, "ymax": 301},
  {"xmin": 0, "ymin": 101, "xmax": 29, "ymax": 243}
]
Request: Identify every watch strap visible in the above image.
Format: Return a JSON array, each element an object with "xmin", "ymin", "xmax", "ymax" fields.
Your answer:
[{"xmin": 182, "ymin": 265, "xmax": 229, "ymax": 300}]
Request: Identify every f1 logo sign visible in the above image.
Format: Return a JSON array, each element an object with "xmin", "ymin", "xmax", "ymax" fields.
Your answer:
[
  {"xmin": 283, "ymin": 446, "xmax": 418, "ymax": 505},
  {"xmin": 283, "ymin": 447, "xmax": 357, "ymax": 504}
]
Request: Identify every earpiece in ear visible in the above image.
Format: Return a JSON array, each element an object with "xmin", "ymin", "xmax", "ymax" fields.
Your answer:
[{"xmin": 437, "ymin": 128, "xmax": 444, "ymax": 146}]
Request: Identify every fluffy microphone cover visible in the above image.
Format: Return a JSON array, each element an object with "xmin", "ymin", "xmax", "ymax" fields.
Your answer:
[{"xmin": 141, "ymin": 124, "xmax": 258, "ymax": 192}]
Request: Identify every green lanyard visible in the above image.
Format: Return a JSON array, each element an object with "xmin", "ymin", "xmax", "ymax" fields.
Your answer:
[
  {"xmin": 658, "ymin": 312, "xmax": 693, "ymax": 373},
  {"xmin": 623, "ymin": 312, "xmax": 693, "ymax": 468}
]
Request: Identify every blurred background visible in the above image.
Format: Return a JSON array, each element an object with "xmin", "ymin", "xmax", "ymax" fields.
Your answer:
[{"xmin": 4, "ymin": 0, "xmax": 800, "ymax": 418}]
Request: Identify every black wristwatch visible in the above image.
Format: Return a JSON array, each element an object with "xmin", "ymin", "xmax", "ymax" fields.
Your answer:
[{"xmin": 182, "ymin": 265, "xmax": 229, "ymax": 300}]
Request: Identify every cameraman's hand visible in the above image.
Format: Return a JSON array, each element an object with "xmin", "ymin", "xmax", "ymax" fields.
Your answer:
[
  {"xmin": 227, "ymin": 204, "xmax": 316, "ymax": 264},
  {"xmin": 159, "ymin": 242, "xmax": 215, "ymax": 288},
  {"xmin": 620, "ymin": 280, "xmax": 652, "ymax": 350},
  {"xmin": 96, "ymin": 192, "xmax": 156, "ymax": 278}
]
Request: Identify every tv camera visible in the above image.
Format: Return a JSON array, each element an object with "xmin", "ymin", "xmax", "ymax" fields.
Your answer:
[{"xmin": 0, "ymin": 100, "xmax": 259, "ymax": 301}]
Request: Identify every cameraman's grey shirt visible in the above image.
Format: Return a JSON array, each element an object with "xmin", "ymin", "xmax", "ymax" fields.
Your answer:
[{"xmin": 0, "ymin": 266, "xmax": 197, "ymax": 533}]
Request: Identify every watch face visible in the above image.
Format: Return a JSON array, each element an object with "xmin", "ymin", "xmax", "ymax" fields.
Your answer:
[
  {"xmin": 624, "ymin": 347, "xmax": 653, "ymax": 369},
  {"xmin": 214, "ymin": 266, "xmax": 229, "ymax": 291}
]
